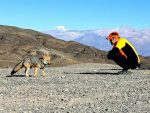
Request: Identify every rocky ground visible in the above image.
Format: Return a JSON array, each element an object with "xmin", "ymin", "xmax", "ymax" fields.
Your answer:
[{"xmin": 0, "ymin": 63, "xmax": 150, "ymax": 113}]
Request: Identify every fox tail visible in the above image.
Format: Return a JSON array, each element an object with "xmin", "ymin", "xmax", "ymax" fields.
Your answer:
[{"xmin": 11, "ymin": 61, "xmax": 23, "ymax": 75}]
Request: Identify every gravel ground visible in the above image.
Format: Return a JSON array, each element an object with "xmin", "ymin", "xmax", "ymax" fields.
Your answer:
[{"xmin": 0, "ymin": 63, "xmax": 150, "ymax": 113}]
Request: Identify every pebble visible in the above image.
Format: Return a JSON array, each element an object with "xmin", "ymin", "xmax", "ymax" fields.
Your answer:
[{"xmin": 0, "ymin": 63, "xmax": 150, "ymax": 113}]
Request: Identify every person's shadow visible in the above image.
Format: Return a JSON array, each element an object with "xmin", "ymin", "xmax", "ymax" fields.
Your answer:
[{"xmin": 64, "ymin": 69, "xmax": 121, "ymax": 75}]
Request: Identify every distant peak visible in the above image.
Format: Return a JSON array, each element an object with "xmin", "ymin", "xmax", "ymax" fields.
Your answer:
[{"xmin": 55, "ymin": 25, "xmax": 67, "ymax": 31}]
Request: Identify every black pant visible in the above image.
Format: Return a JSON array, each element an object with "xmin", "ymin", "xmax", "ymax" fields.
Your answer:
[{"xmin": 108, "ymin": 52, "xmax": 138, "ymax": 71}]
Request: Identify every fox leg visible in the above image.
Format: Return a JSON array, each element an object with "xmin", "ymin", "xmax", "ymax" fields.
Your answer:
[
  {"xmin": 24, "ymin": 63, "xmax": 30, "ymax": 77},
  {"xmin": 25, "ymin": 67, "xmax": 30, "ymax": 77},
  {"xmin": 34, "ymin": 67, "xmax": 39, "ymax": 77},
  {"xmin": 41, "ymin": 68, "xmax": 46, "ymax": 76}
]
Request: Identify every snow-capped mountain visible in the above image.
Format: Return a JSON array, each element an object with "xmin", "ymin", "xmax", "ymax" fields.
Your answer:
[{"xmin": 44, "ymin": 26, "xmax": 150, "ymax": 56}]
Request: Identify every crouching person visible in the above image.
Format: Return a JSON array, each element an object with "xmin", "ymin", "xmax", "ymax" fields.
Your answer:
[{"xmin": 107, "ymin": 32, "xmax": 140, "ymax": 74}]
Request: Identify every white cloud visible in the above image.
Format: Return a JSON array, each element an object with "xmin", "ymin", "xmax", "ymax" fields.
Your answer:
[{"xmin": 55, "ymin": 25, "xmax": 66, "ymax": 31}]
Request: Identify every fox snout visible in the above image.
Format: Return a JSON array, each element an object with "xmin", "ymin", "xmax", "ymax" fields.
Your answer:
[
  {"xmin": 43, "ymin": 60, "xmax": 51, "ymax": 65},
  {"xmin": 42, "ymin": 55, "xmax": 51, "ymax": 65},
  {"xmin": 47, "ymin": 61, "xmax": 51, "ymax": 65}
]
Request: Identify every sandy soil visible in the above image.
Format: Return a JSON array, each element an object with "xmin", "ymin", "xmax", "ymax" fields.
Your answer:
[{"xmin": 0, "ymin": 63, "xmax": 150, "ymax": 113}]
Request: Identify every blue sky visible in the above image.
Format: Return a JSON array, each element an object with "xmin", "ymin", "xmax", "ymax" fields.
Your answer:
[{"xmin": 0, "ymin": 0, "xmax": 150, "ymax": 31}]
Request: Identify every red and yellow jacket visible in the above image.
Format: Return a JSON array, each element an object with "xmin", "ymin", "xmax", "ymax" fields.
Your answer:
[{"xmin": 109, "ymin": 38, "xmax": 140, "ymax": 63}]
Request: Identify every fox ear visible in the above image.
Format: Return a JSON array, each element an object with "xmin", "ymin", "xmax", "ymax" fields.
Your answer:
[
  {"xmin": 27, "ymin": 50, "xmax": 37, "ymax": 56},
  {"xmin": 46, "ymin": 53, "xmax": 50, "ymax": 56},
  {"xmin": 44, "ymin": 53, "xmax": 51, "ymax": 57},
  {"xmin": 36, "ymin": 51, "xmax": 45, "ymax": 58}
]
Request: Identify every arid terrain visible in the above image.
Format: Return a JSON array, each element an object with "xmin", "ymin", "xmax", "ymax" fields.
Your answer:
[
  {"xmin": 0, "ymin": 63, "xmax": 150, "ymax": 113},
  {"xmin": 0, "ymin": 25, "xmax": 150, "ymax": 69},
  {"xmin": 0, "ymin": 25, "xmax": 150, "ymax": 113},
  {"xmin": 0, "ymin": 25, "xmax": 109, "ymax": 68}
]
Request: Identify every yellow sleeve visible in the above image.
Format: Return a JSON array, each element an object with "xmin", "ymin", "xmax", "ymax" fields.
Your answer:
[{"xmin": 115, "ymin": 38, "xmax": 126, "ymax": 49}]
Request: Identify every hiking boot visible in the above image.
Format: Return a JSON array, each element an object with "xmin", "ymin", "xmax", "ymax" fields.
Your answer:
[{"xmin": 118, "ymin": 69, "xmax": 132, "ymax": 75}]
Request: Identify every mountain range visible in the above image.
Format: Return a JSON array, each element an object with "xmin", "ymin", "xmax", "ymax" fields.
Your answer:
[
  {"xmin": 0, "ymin": 25, "xmax": 149, "ymax": 69},
  {"xmin": 0, "ymin": 25, "xmax": 109, "ymax": 68},
  {"xmin": 44, "ymin": 26, "xmax": 150, "ymax": 56}
]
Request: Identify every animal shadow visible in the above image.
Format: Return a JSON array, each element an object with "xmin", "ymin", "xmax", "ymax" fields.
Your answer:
[
  {"xmin": 78, "ymin": 72, "xmax": 119, "ymax": 75},
  {"xmin": 6, "ymin": 75, "xmax": 31, "ymax": 77}
]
